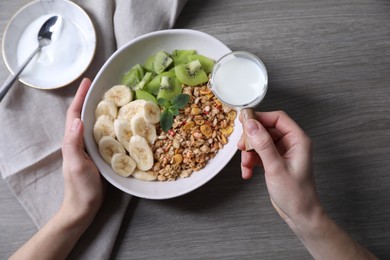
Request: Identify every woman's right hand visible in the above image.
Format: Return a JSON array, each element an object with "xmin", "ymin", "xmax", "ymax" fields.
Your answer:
[
  {"xmin": 238, "ymin": 111, "xmax": 324, "ymax": 229},
  {"xmin": 238, "ymin": 111, "xmax": 378, "ymax": 260}
]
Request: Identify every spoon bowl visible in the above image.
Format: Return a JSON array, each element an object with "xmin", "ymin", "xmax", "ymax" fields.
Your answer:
[
  {"xmin": 37, "ymin": 16, "xmax": 62, "ymax": 48},
  {"xmin": 0, "ymin": 15, "xmax": 61, "ymax": 102}
]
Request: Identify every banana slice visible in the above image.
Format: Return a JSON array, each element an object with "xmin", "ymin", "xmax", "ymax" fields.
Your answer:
[
  {"xmin": 143, "ymin": 101, "xmax": 161, "ymax": 124},
  {"xmin": 128, "ymin": 135, "xmax": 154, "ymax": 171},
  {"xmin": 98, "ymin": 136, "xmax": 126, "ymax": 164},
  {"xmin": 95, "ymin": 100, "xmax": 118, "ymax": 119},
  {"xmin": 132, "ymin": 169, "xmax": 157, "ymax": 181},
  {"xmin": 111, "ymin": 153, "xmax": 136, "ymax": 177},
  {"xmin": 130, "ymin": 114, "xmax": 157, "ymax": 144},
  {"xmin": 114, "ymin": 119, "xmax": 133, "ymax": 152},
  {"xmin": 117, "ymin": 99, "xmax": 146, "ymax": 121},
  {"xmin": 104, "ymin": 85, "xmax": 133, "ymax": 107},
  {"xmin": 93, "ymin": 115, "xmax": 116, "ymax": 143}
]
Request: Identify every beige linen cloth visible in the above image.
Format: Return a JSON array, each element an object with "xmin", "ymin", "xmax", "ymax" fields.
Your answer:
[{"xmin": 0, "ymin": 0, "xmax": 187, "ymax": 258}]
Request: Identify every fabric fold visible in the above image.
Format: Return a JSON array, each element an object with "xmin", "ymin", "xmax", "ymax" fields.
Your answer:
[
  {"xmin": 0, "ymin": 0, "xmax": 187, "ymax": 258},
  {"xmin": 113, "ymin": 0, "xmax": 188, "ymax": 47}
]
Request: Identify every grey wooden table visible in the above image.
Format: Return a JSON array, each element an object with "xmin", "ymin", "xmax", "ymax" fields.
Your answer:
[{"xmin": 1, "ymin": 0, "xmax": 390, "ymax": 259}]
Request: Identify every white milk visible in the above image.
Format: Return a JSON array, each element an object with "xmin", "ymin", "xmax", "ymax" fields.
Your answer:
[
  {"xmin": 211, "ymin": 55, "xmax": 267, "ymax": 107},
  {"xmin": 16, "ymin": 14, "xmax": 90, "ymax": 86}
]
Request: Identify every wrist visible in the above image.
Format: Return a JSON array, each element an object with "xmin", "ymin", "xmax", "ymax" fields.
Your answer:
[
  {"xmin": 285, "ymin": 204, "xmax": 328, "ymax": 239},
  {"xmin": 285, "ymin": 206, "xmax": 378, "ymax": 259},
  {"xmin": 10, "ymin": 209, "xmax": 93, "ymax": 260},
  {"xmin": 56, "ymin": 204, "xmax": 96, "ymax": 235},
  {"xmin": 60, "ymin": 189, "xmax": 103, "ymax": 230}
]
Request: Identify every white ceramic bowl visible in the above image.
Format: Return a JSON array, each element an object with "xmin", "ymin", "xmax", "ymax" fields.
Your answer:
[
  {"xmin": 1, "ymin": 0, "xmax": 96, "ymax": 89},
  {"xmin": 81, "ymin": 29, "xmax": 242, "ymax": 199}
]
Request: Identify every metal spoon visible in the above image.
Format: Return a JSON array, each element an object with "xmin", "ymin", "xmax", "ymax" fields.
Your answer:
[{"xmin": 0, "ymin": 15, "xmax": 61, "ymax": 102}]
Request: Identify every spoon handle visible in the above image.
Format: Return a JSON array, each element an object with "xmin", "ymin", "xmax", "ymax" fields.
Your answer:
[
  {"xmin": 0, "ymin": 46, "xmax": 41, "ymax": 102},
  {"xmin": 241, "ymin": 108, "xmax": 257, "ymax": 152}
]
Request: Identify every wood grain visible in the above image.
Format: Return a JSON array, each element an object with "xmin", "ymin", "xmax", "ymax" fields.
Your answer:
[{"xmin": 1, "ymin": 0, "xmax": 390, "ymax": 259}]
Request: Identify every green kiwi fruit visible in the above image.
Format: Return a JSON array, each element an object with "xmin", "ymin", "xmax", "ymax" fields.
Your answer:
[
  {"xmin": 172, "ymin": 49, "xmax": 196, "ymax": 66},
  {"xmin": 175, "ymin": 60, "xmax": 208, "ymax": 86},
  {"xmin": 122, "ymin": 51, "xmax": 213, "ymax": 97},
  {"xmin": 122, "ymin": 72, "xmax": 140, "ymax": 89},
  {"xmin": 154, "ymin": 51, "xmax": 173, "ymax": 74},
  {"xmin": 136, "ymin": 72, "xmax": 153, "ymax": 90},
  {"xmin": 122, "ymin": 64, "xmax": 144, "ymax": 89},
  {"xmin": 135, "ymin": 89, "xmax": 157, "ymax": 103},
  {"xmin": 156, "ymin": 76, "xmax": 182, "ymax": 101},
  {"xmin": 129, "ymin": 64, "xmax": 144, "ymax": 79},
  {"xmin": 144, "ymin": 70, "xmax": 176, "ymax": 96},
  {"xmin": 143, "ymin": 55, "xmax": 155, "ymax": 73},
  {"xmin": 187, "ymin": 54, "xmax": 215, "ymax": 74}
]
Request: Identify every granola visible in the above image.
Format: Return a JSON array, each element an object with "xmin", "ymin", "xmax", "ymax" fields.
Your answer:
[{"xmin": 151, "ymin": 83, "xmax": 237, "ymax": 181}]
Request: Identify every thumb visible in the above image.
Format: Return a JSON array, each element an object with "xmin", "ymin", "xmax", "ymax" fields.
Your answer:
[
  {"xmin": 62, "ymin": 118, "xmax": 84, "ymax": 159},
  {"xmin": 244, "ymin": 119, "xmax": 284, "ymax": 173}
]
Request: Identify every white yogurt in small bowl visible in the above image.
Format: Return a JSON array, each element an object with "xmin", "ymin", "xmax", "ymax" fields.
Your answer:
[
  {"xmin": 208, "ymin": 51, "xmax": 268, "ymax": 109},
  {"xmin": 208, "ymin": 51, "xmax": 268, "ymax": 151},
  {"xmin": 2, "ymin": 0, "xmax": 96, "ymax": 89}
]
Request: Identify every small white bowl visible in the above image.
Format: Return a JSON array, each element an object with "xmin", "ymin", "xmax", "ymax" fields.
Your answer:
[
  {"xmin": 82, "ymin": 29, "xmax": 242, "ymax": 199},
  {"xmin": 1, "ymin": 0, "xmax": 96, "ymax": 89}
]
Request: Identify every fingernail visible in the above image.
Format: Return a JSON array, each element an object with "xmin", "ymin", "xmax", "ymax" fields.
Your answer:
[
  {"xmin": 245, "ymin": 119, "xmax": 259, "ymax": 136},
  {"xmin": 70, "ymin": 118, "xmax": 80, "ymax": 132}
]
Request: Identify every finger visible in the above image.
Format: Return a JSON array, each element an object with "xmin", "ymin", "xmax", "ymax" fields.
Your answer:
[
  {"xmin": 65, "ymin": 78, "xmax": 92, "ymax": 132},
  {"xmin": 237, "ymin": 133, "xmax": 245, "ymax": 150},
  {"xmin": 257, "ymin": 111, "xmax": 309, "ymax": 156},
  {"xmin": 62, "ymin": 118, "xmax": 85, "ymax": 160},
  {"xmin": 241, "ymin": 150, "xmax": 262, "ymax": 179},
  {"xmin": 244, "ymin": 119, "xmax": 284, "ymax": 173},
  {"xmin": 268, "ymin": 128, "xmax": 282, "ymax": 142},
  {"xmin": 241, "ymin": 163, "xmax": 253, "ymax": 179},
  {"xmin": 268, "ymin": 128, "xmax": 287, "ymax": 155},
  {"xmin": 256, "ymin": 111, "xmax": 304, "ymax": 137},
  {"xmin": 242, "ymin": 110, "xmax": 305, "ymax": 139},
  {"xmin": 241, "ymin": 150, "xmax": 262, "ymax": 168}
]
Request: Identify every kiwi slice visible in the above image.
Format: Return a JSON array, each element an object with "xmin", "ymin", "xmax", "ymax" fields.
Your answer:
[
  {"xmin": 122, "ymin": 72, "xmax": 139, "ymax": 89},
  {"xmin": 144, "ymin": 70, "xmax": 176, "ymax": 96},
  {"xmin": 122, "ymin": 64, "xmax": 144, "ymax": 89},
  {"xmin": 154, "ymin": 51, "xmax": 173, "ymax": 74},
  {"xmin": 172, "ymin": 49, "xmax": 196, "ymax": 66},
  {"xmin": 135, "ymin": 89, "xmax": 157, "ymax": 103},
  {"xmin": 143, "ymin": 55, "xmax": 155, "ymax": 73},
  {"xmin": 175, "ymin": 60, "xmax": 208, "ymax": 86},
  {"xmin": 156, "ymin": 76, "xmax": 182, "ymax": 101},
  {"xmin": 187, "ymin": 54, "xmax": 215, "ymax": 74},
  {"xmin": 129, "ymin": 64, "xmax": 144, "ymax": 79},
  {"xmin": 136, "ymin": 72, "xmax": 153, "ymax": 90}
]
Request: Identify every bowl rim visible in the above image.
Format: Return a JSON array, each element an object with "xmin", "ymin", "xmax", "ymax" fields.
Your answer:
[
  {"xmin": 1, "ymin": 0, "xmax": 96, "ymax": 89},
  {"xmin": 82, "ymin": 29, "xmax": 241, "ymax": 199}
]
